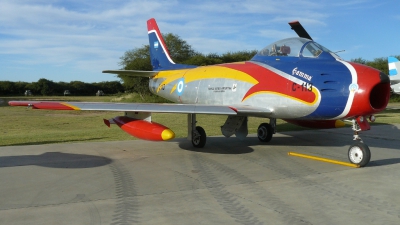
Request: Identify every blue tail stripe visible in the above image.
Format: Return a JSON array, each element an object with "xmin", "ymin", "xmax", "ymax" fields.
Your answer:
[
  {"xmin": 389, "ymin": 68, "xmax": 397, "ymax": 76},
  {"xmin": 388, "ymin": 57, "xmax": 399, "ymax": 63}
]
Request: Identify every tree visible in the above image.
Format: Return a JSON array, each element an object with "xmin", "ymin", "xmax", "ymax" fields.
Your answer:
[
  {"xmin": 184, "ymin": 53, "xmax": 223, "ymax": 66},
  {"xmin": 220, "ymin": 50, "xmax": 257, "ymax": 63},
  {"xmin": 70, "ymin": 81, "xmax": 94, "ymax": 96},
  {"xmin": 351, "ymin": 57, "xmax": 367, "ymax": 65},
  {"xmin": 0, "ymin": 81, "xmax": 16, "ymax": 95},
  {"xmin": 119, "ymin": 45, "xmax": 152, "ymax": 95},
  {"xmin": 36, "ymin": 78, "xmax": 55, "ymax": 96},
  {"xmin": 93, "ymin": 81, "xmax": 124, "ymax": 94},
  {"xmin": 13, "ymin": 82, "xmax": 30, "ymax": 95},
  {"xmin": 366, "ymin": 57, "xmax": 388, "ymax": 75},
  {"xmin": 163, "ymin": 33, "xmax": 197, "ymax": 62}
]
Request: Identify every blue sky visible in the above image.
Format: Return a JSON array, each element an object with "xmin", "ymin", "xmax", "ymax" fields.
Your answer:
[{"xmin": 0, "ymin": 0, "xmax": 399, "ymax": 83}]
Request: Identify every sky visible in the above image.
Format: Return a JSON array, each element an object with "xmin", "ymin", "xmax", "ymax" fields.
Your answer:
[{"xmin": 1, "ymin": 0, "xmax": 399, "ymax": 83}]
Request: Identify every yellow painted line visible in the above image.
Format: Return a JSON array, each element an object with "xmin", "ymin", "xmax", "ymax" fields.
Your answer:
[{"xmin": 288, "ymin": 152, "xmax": 360, "ymax": 168}]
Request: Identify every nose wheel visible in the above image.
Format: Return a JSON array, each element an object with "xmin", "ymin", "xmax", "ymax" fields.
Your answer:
[{"xmin": 348, "ymin": 141, "xmax": 371, "ymax": 167}]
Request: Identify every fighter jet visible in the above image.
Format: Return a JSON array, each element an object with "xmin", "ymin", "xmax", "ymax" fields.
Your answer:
[{"xmin": 9, "ymin": 19, "xmax": 391, "ymax": 167}]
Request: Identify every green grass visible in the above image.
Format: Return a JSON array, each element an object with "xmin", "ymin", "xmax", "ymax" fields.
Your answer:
[{"xmin": 1, "ymin": 96, "xmax": 400, "ymax": 146}]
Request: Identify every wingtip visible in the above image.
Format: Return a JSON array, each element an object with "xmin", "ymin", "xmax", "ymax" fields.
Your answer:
[{"xmin": 103, "ymin": 119, "xmax": 111, "ymax": 128}]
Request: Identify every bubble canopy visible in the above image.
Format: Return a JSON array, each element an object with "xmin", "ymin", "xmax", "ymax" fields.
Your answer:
[{"xmin": 255, "ymin": 37, "xmax": 336, "ymax": 58}]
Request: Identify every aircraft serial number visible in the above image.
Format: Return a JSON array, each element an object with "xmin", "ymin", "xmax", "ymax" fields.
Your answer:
[{"xmin": 292, "ymin": 82, "xmax": 313, "ymax": 92}]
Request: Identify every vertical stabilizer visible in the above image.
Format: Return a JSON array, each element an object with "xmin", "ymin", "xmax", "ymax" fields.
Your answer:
[
  {"xmin": 388, "ymin": 57, "xmax": 400, "ymax": 94},
  {"xmin": 147, "ymin": 18, "xmax": 196, "ymax": 71},
  {"xmin": 388, "ymin": 57, "xmax": 400, "ymax": 76}
]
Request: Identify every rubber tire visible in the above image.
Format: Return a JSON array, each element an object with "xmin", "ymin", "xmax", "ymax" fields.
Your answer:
[
  {"xmin": 192, "ymin": 126, "xmax": 206, "ymax": 148},
  {"xmin": 257, "ymin": 123, "xmax": 273, "ymax": 142},
  {"xmin": 348, "ymin": 142, "xmax": 371, "ymax": 167}
]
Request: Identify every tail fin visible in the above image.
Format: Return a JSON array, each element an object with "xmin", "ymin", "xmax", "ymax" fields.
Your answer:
[
  {"xmin": 388, "ymin": 57, "xmax": 399, "ymax": 76},
  {"xmin": 147, "ymin": 18, "xmax": 196, "ymax": 71},
  {"xmin": 388, "ymin": 57, "xmax": 400, "ymax": 83},
  {"xmin": 388, "ymin": 57, "xmax": 400, "ymax": 94}
]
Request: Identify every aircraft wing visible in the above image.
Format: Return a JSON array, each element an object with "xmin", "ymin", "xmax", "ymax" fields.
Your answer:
[
  {"xmin": 8, "ymin": 101, "xmax": 272, "ymax": 117},
  {"xmin": 102, "ymin": 70, "xmax": 158, "ymax": 77}
]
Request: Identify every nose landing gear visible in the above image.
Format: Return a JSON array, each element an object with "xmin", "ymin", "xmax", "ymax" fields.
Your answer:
[{"xmin": 347, "ymin": 116, "xmax": 372, "ymax": 167}]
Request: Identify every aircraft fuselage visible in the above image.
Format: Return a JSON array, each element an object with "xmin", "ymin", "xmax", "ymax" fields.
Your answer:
[{"xmin": 150, "ymin": 51, "xmax": 389, "ymax": 120}]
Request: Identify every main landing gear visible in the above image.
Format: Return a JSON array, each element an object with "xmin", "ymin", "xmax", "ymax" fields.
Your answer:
[
  {"xmin": 188, "ymin": 115, "xmax": 278, "ymax": 148},
  {"xmin": 188, "ymin": 114, "xmax": 207, "ymax": 148},
  {"xmin": 257, "ymin": 118, "xmax": 276, "ymax": 142},
  {"xmin": 347, "ymin": 117, "xmax": 372, "ymax": 167},
  {"xmin": 192, "ymin": 126, "xmax": 206, "ymax": 148}
]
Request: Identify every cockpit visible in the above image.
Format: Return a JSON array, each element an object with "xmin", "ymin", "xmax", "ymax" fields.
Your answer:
[{"xmin": 255, "ymin": 37, "xmax": 339, "ymax": 59}]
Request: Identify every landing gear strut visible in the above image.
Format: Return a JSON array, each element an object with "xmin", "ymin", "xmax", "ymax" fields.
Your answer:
[{"xmin": 347, "ymin": 118, "xmax": 371, "ymax": 167}]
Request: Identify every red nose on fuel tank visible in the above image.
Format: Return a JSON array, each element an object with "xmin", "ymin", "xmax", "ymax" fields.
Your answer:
[{"xmin": 346, "ymin": 63, "xmax": 391, "ymax": 118}]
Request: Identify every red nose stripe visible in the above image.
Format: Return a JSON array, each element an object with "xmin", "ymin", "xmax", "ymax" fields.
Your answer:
[{"xmin": 346, "ymin": 63, "xmax": 385, "ymax": 117}]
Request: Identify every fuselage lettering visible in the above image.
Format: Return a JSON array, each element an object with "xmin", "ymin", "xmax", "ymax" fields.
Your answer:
[
  {"xmin": 292, "ymin": 82, "xmax": 313, "ymax": 92},
  {"xmin": 292, "ymin": 67, "xmax": 313, "ymax": 81}
]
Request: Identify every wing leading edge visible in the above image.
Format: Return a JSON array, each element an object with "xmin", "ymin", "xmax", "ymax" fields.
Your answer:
[
  {"xmin": 8, "ymin": 101, "xmax": 272, "ymax": 117},
  {"xmin": 102, "ymin": 70, "xmax": 158, "ymax": 77}
]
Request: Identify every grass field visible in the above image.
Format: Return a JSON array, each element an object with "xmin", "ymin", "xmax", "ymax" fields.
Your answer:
[{"xmin": 1, "ymin": 96, "xmax": 399, "ymax": 146}]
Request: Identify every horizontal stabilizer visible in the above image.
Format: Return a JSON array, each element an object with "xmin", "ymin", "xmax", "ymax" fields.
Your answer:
[{"xmin": 102, "ymin": 70, "xmax": 158, "ymax": 77}]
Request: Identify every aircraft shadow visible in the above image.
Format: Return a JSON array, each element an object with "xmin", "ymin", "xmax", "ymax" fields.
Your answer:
[
  {"xmin": 178, "ymin": 137, "xmax": 255, "ymax": 154},
  {"xmin": 0, "ymin": 152, "xmax": 112, "ymax": 169},
  {"xmin": 368, "ymin": 158, "xmax": 400, "ymax": 167}
]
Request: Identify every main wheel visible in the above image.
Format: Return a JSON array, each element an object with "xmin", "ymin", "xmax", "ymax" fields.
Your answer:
[
  {"xmin": 192, "ymin": 126, "xmax": 206, "ymax": 148},
  {"xmin": 348, "ymin": 142, "xmax": 371, "ymax": 167},
  {"xmin": 257, "ymin": 123, "xmax": 273, "ymax": 142}
]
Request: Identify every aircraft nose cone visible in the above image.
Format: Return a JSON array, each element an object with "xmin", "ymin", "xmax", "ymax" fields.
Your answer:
[{"xmin": 347, "ymin": 63, "xmax": 390, "ymax": 117}]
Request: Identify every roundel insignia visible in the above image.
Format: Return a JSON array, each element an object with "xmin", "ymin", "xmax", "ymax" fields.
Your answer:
[
  {"xmin": 349, "ymin": 83, "xmax": 359, "ymax": 92},
  {"xmin": 177, "ymin": 78, "xmax": 185, "ymax": 96}
]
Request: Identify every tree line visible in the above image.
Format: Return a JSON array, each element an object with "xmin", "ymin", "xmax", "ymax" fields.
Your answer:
[{"xmin": 0, "ymin": 78, "xmax": 124, "ymax": 96}]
